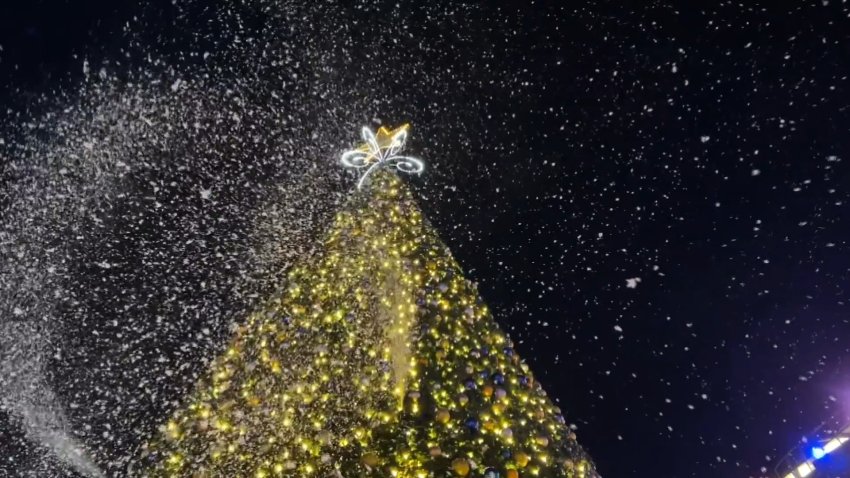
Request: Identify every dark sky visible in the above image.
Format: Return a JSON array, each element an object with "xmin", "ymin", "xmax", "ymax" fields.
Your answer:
[{"xmin": 2, "ymin": 1, "xmax": 850, "ymax": 478}]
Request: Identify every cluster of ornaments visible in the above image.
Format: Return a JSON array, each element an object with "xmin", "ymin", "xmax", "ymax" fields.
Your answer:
[{"xmin": 138, "ymin": 172, "xmax": 595, "ymax": 478}]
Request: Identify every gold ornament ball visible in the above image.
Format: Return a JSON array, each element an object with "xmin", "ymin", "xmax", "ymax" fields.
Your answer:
[
  {"xmin": 362, "ymin": 452, "xmax": 380, "ymax": 467},
  {"xmin": 506, "ymin": 469, "xmax": 519, "ymax": 478},
  {"xmin": 535, "ymin": 435, "xmax": 549, "ymax": 447},
  {"xmin": 435, "ymin": 409, "xmax": 451, "ymax": 424},
  {"xmin": 514, "ymin": 452, "xmax": 530, "ymax": 468},
  {"xmin": 451, "ymin": 458, "xmax": 471, "ymax": 476},
  {"xmin": 483, "ymin": 385, "xmax": 494, "ymax": 398}
]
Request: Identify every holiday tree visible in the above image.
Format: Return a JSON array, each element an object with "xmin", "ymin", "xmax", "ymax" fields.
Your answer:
[{"xmin": 135, "ymin": 125, "xmax": 597, "ymax": 478}]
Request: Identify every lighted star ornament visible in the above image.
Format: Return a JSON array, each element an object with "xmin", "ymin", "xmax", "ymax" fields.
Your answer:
[{"xmin": 341, "ymin": 124, "xmax": 424, "ymax": 189}]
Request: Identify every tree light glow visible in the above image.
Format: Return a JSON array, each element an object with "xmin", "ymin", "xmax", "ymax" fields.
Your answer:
[
  {"xmin": 135, "ymin": 171, "xmax": 597, "ymax": 478},
  {"xmin": 341, "ymin": 125, "xmax": 424, "ymax": 189}
]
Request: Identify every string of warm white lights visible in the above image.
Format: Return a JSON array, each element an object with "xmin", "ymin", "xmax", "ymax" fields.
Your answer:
[
  {"xmin": 341, "ymin": 125, "xmax": 424, "ymax": 189},
  {"xmin": 778, "ymin": 422, "xmax": 850, "ymax": 478}
]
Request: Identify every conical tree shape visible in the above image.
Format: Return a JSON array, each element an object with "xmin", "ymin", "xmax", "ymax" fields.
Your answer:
[{"xmin": 136, "ymin": 170, "xmax": 597, "ymax": 478}]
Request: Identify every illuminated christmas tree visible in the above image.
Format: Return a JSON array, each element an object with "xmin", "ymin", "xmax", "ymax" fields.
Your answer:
[{"xmin": 135, "ymin": 125, "xmax": 597, "ymax": 478}]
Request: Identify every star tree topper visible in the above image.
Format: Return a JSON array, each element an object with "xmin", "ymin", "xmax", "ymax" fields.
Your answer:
[{"xmin": 341, "ymin": 124, "xmax": 424, "ymax": 189}]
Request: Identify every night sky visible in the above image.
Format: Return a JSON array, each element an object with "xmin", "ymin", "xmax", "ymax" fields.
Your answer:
[{"xmin": 2, "ymin": 1, "xmax": 850, "ymax": 478}]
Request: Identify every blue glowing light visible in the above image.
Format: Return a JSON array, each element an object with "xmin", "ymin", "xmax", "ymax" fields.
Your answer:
[{"xmin": 811, "ymin": 446, "xmax": 826, "ymax": 460}]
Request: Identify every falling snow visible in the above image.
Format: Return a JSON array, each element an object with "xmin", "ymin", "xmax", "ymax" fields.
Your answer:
[{"xmin": 1, "ymin": 2, "xmax": 850, "ymax": 478}]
